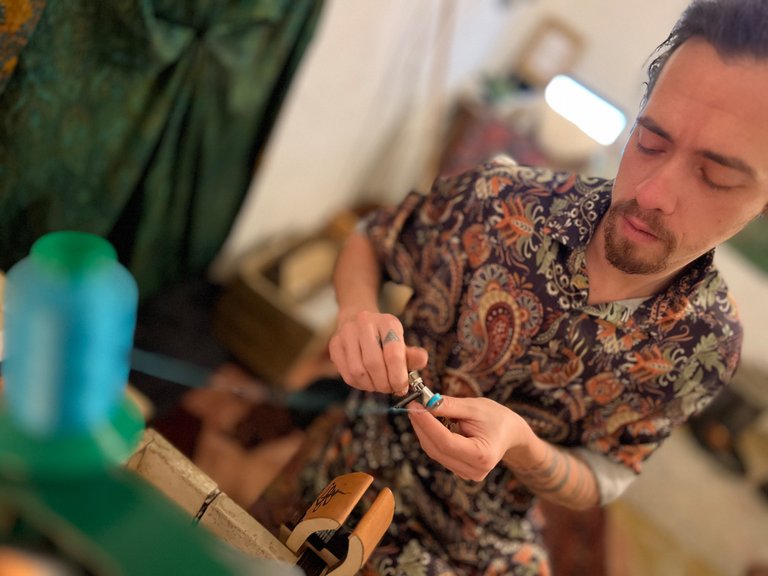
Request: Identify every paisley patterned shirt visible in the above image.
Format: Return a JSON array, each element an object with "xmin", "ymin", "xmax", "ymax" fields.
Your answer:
[{"xmin": 300, "ymin": 159, "xmax": 742, "ymax": 576}]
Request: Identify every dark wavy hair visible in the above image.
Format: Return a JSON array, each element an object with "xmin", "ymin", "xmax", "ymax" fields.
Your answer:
[{"xmin": 642, "ymin": 0, "xmax": 768, "ymax": 108}]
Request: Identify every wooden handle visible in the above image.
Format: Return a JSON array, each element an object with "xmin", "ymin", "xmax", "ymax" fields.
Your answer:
[
  {"xmin": 326, "ymin": 487, "xmax": 395, "ymax": 576},
  {"xmin": 284, "ymin": 472, "xmax": 373, "ymax": 553}
]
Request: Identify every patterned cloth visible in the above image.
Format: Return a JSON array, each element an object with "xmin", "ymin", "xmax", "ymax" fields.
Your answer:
[
  {"xmin": 0, "ymin": 0, "xmax": 45, "ymax": 93},
  {"xmin": 296, "ymin": 160, "xmax": 742, "ymax": 575},
  {"xmin": 0, "ymin": 0, "xmax": 324, "ymax": 299}
]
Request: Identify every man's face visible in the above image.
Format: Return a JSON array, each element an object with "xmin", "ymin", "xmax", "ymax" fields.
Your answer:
[{"xmin": 607, "ymin": 38, "xmax": 768, "ymax": 276}]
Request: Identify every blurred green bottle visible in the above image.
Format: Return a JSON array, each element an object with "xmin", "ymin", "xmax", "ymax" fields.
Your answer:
[{"xmin": 3, "ymin": 231, "xmax": 137, "ymax": 437}]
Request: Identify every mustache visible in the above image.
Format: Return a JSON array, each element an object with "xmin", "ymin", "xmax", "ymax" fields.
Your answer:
[{"xmin": 610, "ymin": 200, "xmax": 674, "ymax": 243}]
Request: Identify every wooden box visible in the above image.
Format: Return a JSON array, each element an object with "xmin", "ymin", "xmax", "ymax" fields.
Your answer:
[
  {"xmin": 126, "ymin": 428, "xmax": 296, "ymax": 564},
  {"xmin": 213, "ymin": 211, "xmax": 361, "ymax": 386}
]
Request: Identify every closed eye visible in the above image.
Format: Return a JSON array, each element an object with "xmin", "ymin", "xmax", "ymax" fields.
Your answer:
[
  {"xmin": 701, "ymin": 175, "xmax": 732, "ymax": 192},
  {"xmin": 635, "ymin": 124, "xmax": 667, "ymax": 155},
  {"xmin": 637, "ymin": 140, "xmax": 661, "ymax": 155},
  {"xmin": 699, "ymin": 165, "xmax": 744, "ymax": 192}
]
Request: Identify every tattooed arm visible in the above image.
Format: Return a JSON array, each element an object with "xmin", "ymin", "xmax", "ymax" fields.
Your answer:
[
  {"xmin": 502, "ymin": 438, "xmax": 600, "ymax": 510},
  {"xmin": 409, "ymin": 395, "xmax": 600, "ymax": 511}
]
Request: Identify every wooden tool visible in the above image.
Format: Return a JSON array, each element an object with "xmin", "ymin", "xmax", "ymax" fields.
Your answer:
[{"xmin": 282, "ymin": 472, "xmax": 395, "ymax": 576}]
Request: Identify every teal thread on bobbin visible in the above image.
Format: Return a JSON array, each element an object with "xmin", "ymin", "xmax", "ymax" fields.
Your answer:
[
  {"xmin": 3, "ymin": 231, "xmax": 138, "ymax": 436},
  {"xmin": 425, "ymin": 393, "xmax": 443, "ymax": 409}
]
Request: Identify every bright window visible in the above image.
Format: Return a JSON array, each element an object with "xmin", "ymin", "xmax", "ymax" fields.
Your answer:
[{"xmin": 544, "ymin": 75, "xmax": 627, "ymax": 146}]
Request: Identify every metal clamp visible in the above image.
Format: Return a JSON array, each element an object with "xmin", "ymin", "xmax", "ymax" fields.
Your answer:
[{"xmin": 392, "ymin": 370, "xmax": 443, "ymax": 410}]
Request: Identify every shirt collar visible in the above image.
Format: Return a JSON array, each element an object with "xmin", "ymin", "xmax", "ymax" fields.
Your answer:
[
  {"xmin": 543, "ymin": 177, "xmax": 613, "ymax": 249},
  {"xmin": 542, "ymin": 177, "xmax": 720, "ymax": 331}
]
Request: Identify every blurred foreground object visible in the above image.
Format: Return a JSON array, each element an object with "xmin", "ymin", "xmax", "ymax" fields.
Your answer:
[
  {"xmin": 0, "ymin": 232, "xmax": 299, "ymax": 575},
  {"xmin": 1, "ymin": 230, "xmax": 141, "ymax": 477}
]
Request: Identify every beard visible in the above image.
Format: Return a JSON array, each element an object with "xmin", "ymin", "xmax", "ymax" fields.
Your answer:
[{"xmin": 603, "ymin": 200, "xmax": 677, "ymax": 274}]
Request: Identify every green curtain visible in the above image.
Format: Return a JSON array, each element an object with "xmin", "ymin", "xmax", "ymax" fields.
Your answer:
[{"xmin": 0, "ymin": 0, "xmax": 324, "ymax": 298}]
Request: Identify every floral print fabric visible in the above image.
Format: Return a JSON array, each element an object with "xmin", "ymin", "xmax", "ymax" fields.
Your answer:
[{"xmin": 297, "ymin": 160, "xmax": 742, "ymax": 575}]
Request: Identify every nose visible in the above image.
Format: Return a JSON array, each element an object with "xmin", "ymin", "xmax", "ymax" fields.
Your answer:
[{"xmin": 634, "ymin": 163, "xmax": 678, "ymax": 215}]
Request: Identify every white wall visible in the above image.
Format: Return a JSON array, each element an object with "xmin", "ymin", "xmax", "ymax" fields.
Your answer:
[
  {"xmin": 211, "ymin": 0, "xmax": 691, "ymax": 279},
  {"xmin": 501, "ymin": 0, "xmax": 690, "ymax": 115},
  {"xmin": 212, "ymin": 0, "xmax": 529, "ymax": 278}
]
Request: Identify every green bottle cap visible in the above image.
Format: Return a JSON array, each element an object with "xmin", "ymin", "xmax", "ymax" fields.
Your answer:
[{"xmin": 31, "ymin": 231, "xmax": 117, "ymax": 273}]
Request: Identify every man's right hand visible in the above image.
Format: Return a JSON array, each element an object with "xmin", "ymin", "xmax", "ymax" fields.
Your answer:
[{"xmin": 328, "ymin": 309, "xmax": 427, "ymax": 397}]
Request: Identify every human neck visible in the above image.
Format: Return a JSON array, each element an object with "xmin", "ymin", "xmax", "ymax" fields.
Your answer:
[{"xmin": 584, "ymin": 225, "xmax": 677, "ymax": 306}]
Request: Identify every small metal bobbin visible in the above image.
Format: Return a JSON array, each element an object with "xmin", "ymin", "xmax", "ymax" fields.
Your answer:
[{"xmin": 407, "ymin": 370, "xmax": 443, "ymax": 409}]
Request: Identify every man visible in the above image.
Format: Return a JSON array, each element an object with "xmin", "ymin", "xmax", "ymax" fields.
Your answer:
[{"xmin": 299, "ymin": 0, "xmax": 768, "ymax": 573}]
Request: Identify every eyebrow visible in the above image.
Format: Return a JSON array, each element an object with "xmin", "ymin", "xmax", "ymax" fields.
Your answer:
[{"xmin": 636, "ymin": 115, "xmax": 757, "ymax": 180}]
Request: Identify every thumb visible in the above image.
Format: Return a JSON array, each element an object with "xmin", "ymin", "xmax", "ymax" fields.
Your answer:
[
  {"xmin": 405, "ymin": 346, "xmax": 428, "ymax": 371},
  {"xmin": 427, "ymin": 395, "xmax": 473, "ymax": 420}
]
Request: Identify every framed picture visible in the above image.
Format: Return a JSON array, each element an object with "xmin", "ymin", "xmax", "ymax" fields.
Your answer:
[{"xmin": 515, "ymin": 17, "xmax": 584, "ymax": 87}]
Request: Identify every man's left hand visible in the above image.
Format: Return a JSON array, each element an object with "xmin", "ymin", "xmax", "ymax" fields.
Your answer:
[{"xmin": 407, "ymin": 395, "xmax": 535, "ymax": 482}]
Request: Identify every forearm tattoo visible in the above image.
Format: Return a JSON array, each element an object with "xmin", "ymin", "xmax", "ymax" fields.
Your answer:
[{"xmin": 512, "ymin": 444, "xmax": 598, "ymax": 508}]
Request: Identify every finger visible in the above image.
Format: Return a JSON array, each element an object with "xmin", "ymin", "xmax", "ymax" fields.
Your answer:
[
  {"xmin": 343, "ymin": 349, "xmax": 377, "ymax": 391},
  {"xmin": 425, "ymin": 395, "xmax": 480, "ymax": 422},
  {"xmin": 328, "ymin": 334, "xmax": 356, "ymax": 386},
  {"xmin": 411, "ymin": 400, "xmax": 499, "ymax": 477},
  {"xmin": 405, "ymin": 346, "xmax": 429, "ymax": 371},
  {"xmin": 396, "ymin": 346, "xmax": 429, "ymax": 397},
  {"xmin": 409, "ymin": 411, "xmax": 479, "ymax": 479},
  {"xmin": 376, "ymin": 317, "xmax": 410, "ymax": 395},
  {"xmin": 380, "ymin": 327, "xmax": 401, "ymax": 346},
  {"xmin": 331, "ymin": 330, "xmax": 377, "ymax": 392},
  {"xmin": 409, "ymin": 408, "xmax": 454, "ymax": 442},
  {"xmin": 380, "ymin": 329, "xmax": 408, "ymax": 396},
  {"xmin": 359, "ymin": 322, "xmax": 389, "ymax": 393}
]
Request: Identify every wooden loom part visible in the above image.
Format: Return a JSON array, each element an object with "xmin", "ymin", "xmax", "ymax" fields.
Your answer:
[{"xmin": 282, "ymin": 472, "xmax": 395, "ymax": 576}]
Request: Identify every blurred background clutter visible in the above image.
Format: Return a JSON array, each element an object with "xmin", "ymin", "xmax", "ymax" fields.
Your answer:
[{"xmin": 1, "ymin": 0, "xmax": 767, "ymax": 575}]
